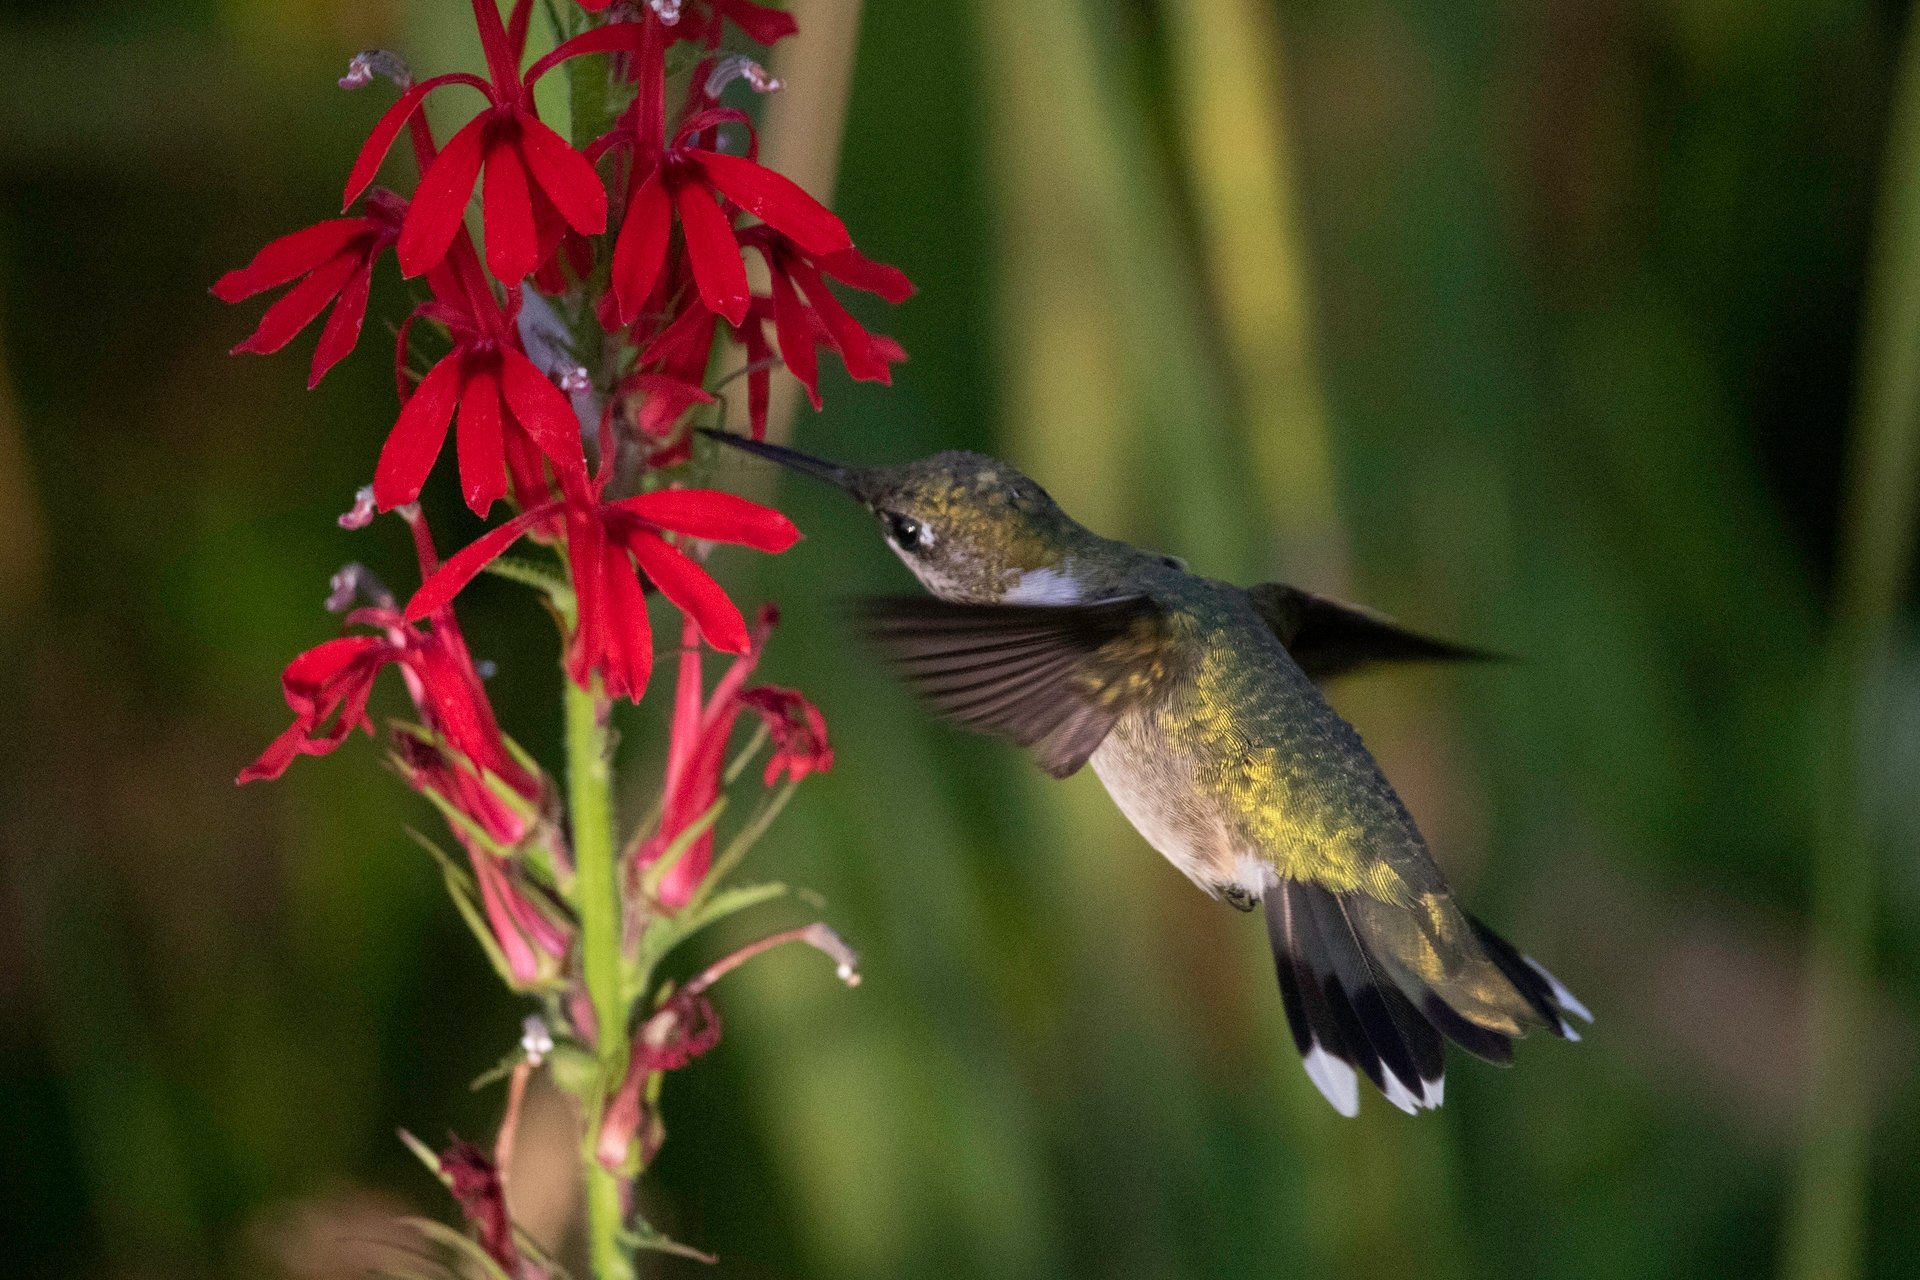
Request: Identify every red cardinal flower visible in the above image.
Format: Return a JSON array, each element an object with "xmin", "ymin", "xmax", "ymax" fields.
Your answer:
[
  {"xmin": 405, "ymin": 477, "xmax": 799, "ymax": 702},
  {"xmin": 740, "ymin": 685, "xmax": 834, "ymax": 783},
  {"xmin": 376, "ymin": 286, "xmax": 587, "ymax": 516},
  {"xmin": 741, "ymin": 226, "xmax": 913, "ymax": 407},
  {"xmin": 213, "ymin": 189, "xmax": 405, "ymax": 388},
  {"xmin": 611, "ymin": 107, "xmax": 853, "ymax": 327},
  {"xmin": 636, "ymin": 609, "xmax": 832, "ymax": 907},
  {"xmin": 238, "ymin": 605, "xmax": 522, "ymax": 787},
  {"xmin": 343, "ymin": 2, "xmax": 649, "ymax": 283}
]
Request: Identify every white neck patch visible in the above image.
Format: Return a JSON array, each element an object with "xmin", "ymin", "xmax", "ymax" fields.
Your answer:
[{"xmin": 1001, "ymin": 564, "xmax": 1085, "ymax": 605}]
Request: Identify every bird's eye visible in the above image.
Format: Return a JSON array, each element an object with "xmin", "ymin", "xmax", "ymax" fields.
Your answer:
[{"xmin": 883, "ymin": 511, "xmax": 925, "ymax": 551}]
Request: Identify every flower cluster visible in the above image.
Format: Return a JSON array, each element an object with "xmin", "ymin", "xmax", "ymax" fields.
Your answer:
[{"xmin": 222, "ymin": 2, "xmax": 902, "ymax": 1272}]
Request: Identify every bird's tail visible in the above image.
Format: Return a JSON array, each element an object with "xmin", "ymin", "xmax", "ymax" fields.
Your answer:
[{"xmin": 1263, "ymin": 878, "xmax": 1590, "ymax": 1116}]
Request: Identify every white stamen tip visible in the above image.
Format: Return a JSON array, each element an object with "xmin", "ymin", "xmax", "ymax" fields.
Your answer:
[
  {"xmin": 340, "ymin": 50, "xmax": 411, "ymax": 92},
  {"xmin": 520, "ymin": 1015, "xmax": 554, "ymax": 1065},
  {"xmin": 338, "ymin": 485, "xmax": 378, "ymax": 530}
]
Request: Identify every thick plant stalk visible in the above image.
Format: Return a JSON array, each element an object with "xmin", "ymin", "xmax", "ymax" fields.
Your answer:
[
  {"xmin": 565, "ymin": 674, "xmax": 634, "ymax": 1280},
  {"xmin": 1781, "ymin": 13, "xmax": 1920, "ymax": 1280}
]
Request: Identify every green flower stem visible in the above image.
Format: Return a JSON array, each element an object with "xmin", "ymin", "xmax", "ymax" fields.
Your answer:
[{"xmin": 564, "ymin": 673, "xmax": 634, "ymax": 1280}]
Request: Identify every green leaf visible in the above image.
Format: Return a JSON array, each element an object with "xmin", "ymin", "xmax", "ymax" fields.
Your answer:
[
  {"xmin": 405, "ymin": 828, "xmax": 519, "ymax": 988},
  {"xmin": 625, "ymin": 1217, "xmax": 718, "ymax": 1265}
]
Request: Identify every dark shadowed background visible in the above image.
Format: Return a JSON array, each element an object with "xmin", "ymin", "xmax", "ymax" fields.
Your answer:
[{"xmin": 3, "ymin": 1, "xmax": 1919, "ymax": 1278}]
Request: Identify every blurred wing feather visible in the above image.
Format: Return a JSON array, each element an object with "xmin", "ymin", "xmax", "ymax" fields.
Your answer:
[
  {"xmin": 858, "ymin": 595, "xmax": 1176, "ymax": 778},
  {"xmin": 1248, "ymin": 583, "xmax": 1505, "ymax": 682}
]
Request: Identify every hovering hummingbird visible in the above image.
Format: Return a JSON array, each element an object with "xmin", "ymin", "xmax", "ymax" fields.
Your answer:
[{"xmin": 701, "ymin": 428, "xmax": 1589, "ymax": 1116}]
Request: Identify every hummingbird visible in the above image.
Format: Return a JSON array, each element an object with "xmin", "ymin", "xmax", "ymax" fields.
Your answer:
[{"xmin": 701, "ymin": 428, "xmax": 1589, "ymax": 1116}]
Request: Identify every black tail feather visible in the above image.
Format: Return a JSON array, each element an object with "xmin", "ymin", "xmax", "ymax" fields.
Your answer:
[{"xmin": 1263, "ymin": 881, "xmax": 1589, "ymax": 1115}]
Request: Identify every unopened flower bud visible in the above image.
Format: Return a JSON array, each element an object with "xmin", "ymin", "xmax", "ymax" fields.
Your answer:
[
  {"xmin": 338, "ymin": 485, "xmax": 378, "ymax": 530},
  {"xmin": 340, "ymin": 50, "xmax": 412, "ymax": 92},
  {"xmin": 706, "ymin": 55, "xmax": 783, "ymax": 98}
]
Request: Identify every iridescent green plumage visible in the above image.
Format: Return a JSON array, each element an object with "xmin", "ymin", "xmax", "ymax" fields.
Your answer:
[{"xmin": 703, "ymin": 431, "xmax": 1589, "ymax": 1115}]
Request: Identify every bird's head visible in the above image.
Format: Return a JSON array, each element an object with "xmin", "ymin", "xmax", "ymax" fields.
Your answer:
[{"xmin": 700, "ymin": 431, "xmax": 1097, "ymax": 603}]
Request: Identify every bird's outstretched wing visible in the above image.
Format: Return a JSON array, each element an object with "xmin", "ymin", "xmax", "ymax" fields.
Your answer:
[
  {"xmin": 1247, "ymin": 583, "xmax": 1505, "ymax": 682},
  {"xmin": 857, "ymin": 595, "xmax": 1180, "ymax": 778}
]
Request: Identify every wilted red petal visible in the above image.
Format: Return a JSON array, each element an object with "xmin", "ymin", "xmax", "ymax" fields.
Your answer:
[
  {"xmin": 498, "ymin": 347, "xmax": 587, "ymax": 482},
  {"xmin": 405, "ymin": 504, "xmax": 557, "ymax": 621},
  {"xmin": 693, "ymin": 152, "xmax": 852, "ymax": 257},
  {"xmin": 455, "ymin": 365, "xmax": 509, "ymax": 516},
  {"xmin": 627, "ymin": 529, "xmax": 749, "ymax": 654},
  {"xmin": 374, "ymin": 354, "xmax": 464, "ymax": 510},
  {"xmin": 439, "ymin": 1141, "xmax": 517, "ymax": 1273},
  {"xmin": 615, "ymin": 489, "xmax": 801, "ymax": 551},
  {"xmin": 214, "ymin": 220, "xmax": 366, "ymax": 301},
  {"xmin": 480, "ymin": 132, "xmax": 539, "ymax": 283},
  {"xmin": 611, "ymin": 168, "xmax": 672, "ymax": 324},
  {"xmin": 309, "ymin": 259, "xmax": 374, "ymax": 388},
  {"xmin": 674, "ymin": 181, "xmax": 750, "ymax": 327},
  {"xmin": 516, "ymin": 113, "xmax": 608, "ymax": 236},
  {"xmin": 397, "ymin": 112, "xmax": 490, "ymax": 278},
  {"xmin": 818, "ymin": 246, "xmax": 916, "ymax": 303}
]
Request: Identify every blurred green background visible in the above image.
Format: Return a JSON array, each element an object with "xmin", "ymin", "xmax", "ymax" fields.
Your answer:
[{"xmin": 4, "ymin": 0, "xmax": 1920, "ymax": 1277}]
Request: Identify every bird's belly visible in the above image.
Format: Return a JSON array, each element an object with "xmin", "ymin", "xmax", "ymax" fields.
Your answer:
[{"xmin": 1088, "ymin": 719, "xmax": 1244, "ymax": 898}]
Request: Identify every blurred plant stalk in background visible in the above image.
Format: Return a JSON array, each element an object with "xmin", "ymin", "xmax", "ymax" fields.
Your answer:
[{"xmin": 1784, "ymin": 11, "xmax": 1920, "ymax": 1280}]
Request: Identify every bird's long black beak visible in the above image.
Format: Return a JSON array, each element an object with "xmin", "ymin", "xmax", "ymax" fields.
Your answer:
[{"xmin": 698, "ymin": 428, "xmax": 869, "ymax": 501}]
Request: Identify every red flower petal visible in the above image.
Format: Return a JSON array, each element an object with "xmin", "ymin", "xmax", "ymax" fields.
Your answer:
[
  {"xmin": 230, "ymin": 250, "xmax": 361, "ymax": 357},
  {"xmin": 793, "ymin": 257, "xmax": 893, "ymax": 383},
  {"xmin": 674, "ymin": 181, "xmax": 750, "ymax": 327},
  {"xmin": 374, "ymin": 354, "xmax": 464, "ymax": 510},
  {"xmin": 516, "ymin": 114, "xmax": 609, "ymax": 237},
  {"xmin": 600, "ymin": 538, "xmax": 655, "ymax": 699},
  {"xmin": 498, "ymin": 347, "xmax": 587, "ymax": 482},
  {"xmin": 309, "ymin": 259, "xmax": 374, "ymax": 388},
  {"xmin": 480, "ymin": 130, "xmax": 539, "ymax": 283},
  {"xmin": 767, "ymin": 265, "xmax": 820, "ymax": 408},
  {"xmin": 405, "ymin": 504, "xmax": 556, "ymax": 622},
  {"xmin": 693, "ymin": 152, "xmax": 852, "ymax": 257},
  {"xmin": 563, "ymin": 511, "xmax": 606, "ymax": 688},
  {"xmin": 522, "ymin": 19, "xmax": 657, "ymax": 86},
  {"xmin": 627, "ymin": 529, "xmax": 750, "ymax": 654},
  {"xmin": 716, "ymin": 0, "xmax": 799, "ymax": 45},
  {"xmin": 818, "ymin": 246, "xmax": 916, "ymax": 303},
  {"xmin": 344, "ymin": 79, "xmax": 436, "ymax": 209},
  {"xmin": 397, "ymin": 111, "xmax": 490, "ymax": 278},
  {"xmin": 611, "ymin": 168, "xmax": 672, "ymax": 324},
  {"xmin": 615, "ymin": 489, "xmax": 801, "ymax": 552},
  {"xmin": 455, "ymin": 365, "xmax": 508, "ymax": 516},
  {"xmin": 742, "ymin": 318, "xmax": 771, "ymax": 439},
  {"xmin": 214, "ymin": 220, "xmax": 366, "ymax": 301}
]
